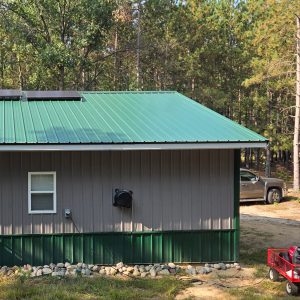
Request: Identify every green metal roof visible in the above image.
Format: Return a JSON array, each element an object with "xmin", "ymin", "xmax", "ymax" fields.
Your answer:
[{"xmin": 0, "ymin": 91, "xmax": 267, "ymax": 145}]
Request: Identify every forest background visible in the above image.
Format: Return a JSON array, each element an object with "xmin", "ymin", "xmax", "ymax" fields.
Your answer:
[{"xmin": 0, "ymin": 0, "xmax": 299, "ymax": 180}]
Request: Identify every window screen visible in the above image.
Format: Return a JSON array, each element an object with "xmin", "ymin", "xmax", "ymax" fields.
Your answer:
[{"xmin": 28, "ymin": 172, "xmax": 56, "ymax": 214}]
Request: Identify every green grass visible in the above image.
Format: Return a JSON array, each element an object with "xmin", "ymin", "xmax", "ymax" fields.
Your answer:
[{"xmin": 0, "ymin": 276, "xmax": 189, "ymax": 300}]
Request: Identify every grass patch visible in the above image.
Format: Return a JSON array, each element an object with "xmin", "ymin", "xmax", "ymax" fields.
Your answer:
[{"xmin": 0, "ymin": 276, "xmax": 188, "ymax": 300}]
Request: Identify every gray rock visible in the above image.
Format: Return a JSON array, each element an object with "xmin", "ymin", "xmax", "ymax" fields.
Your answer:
[
  {"xmin": 198, "ymin": 267, "xmax": 211, "ymax": 275},
  {"xmin": 226, "ymin": 264, "xmax": 231, "ymax": 269},
  {"xmin": 36, "ymin": 269, "xmax": 43, "ymax": 277},
  {"xmin": 43, "ymin": 265, "xmax": 50, "ymax": 269},
  {"xmin": 92, "ymin": 265, "xmax": 100, "ymax": 272},
  {"xmin": 187, "ymin": 265, "xmax": 194, "ymax": 270},
  {"xmin": 219, "ymin": 263, "xmax": 226, "ymax": 270},
  {"xmin": 158, "ymin": 269, "xmax": 170, "ymax": 275},
  {"xmin": 236, "ymin": 265, "xmax": 241, "ymax": 270},
  {"xmin": 205, "ymin": 263, "xmax": 210, "ymax": 268},
  {"xmin": 133, "ymin": 270, "xmax": 140, "ymax": 276},
  {"xmin": 77, "ymin": 263, "xmax": 83, "ymax": 268},
  {"xmin": 88, "ymin": 264, "xmax": 94, "ymax": 270},
  {"xmin": 52, "ymin": 271, "xmax": 65, "ymax": 276},
  {"xmin": 168, "ymin": 262, "xmax": 176, "ymax": 268},
  {"xmin": 154, "ymin": 263, "xmax": 160, "ymax": 268},
  {"xmin": 155, "ymin": 266, "xmax": 162, "ymax": 272},
  {"xmin": 213, "ymin": 264, "xmax": 221, "ymax": 270},
  {"xmin": 186, "ymin": 267, "xmax": 196, "ymax": 276},
  {"xmin": 7, "ymin": 270, "xmax": 13, "ymax": 276},
  {"xmin": 141, "ymin": 272, "xmax": 147, "ymax": 278},
  {"xmin": 99, "ymin": 269, "xmax": 106, "ymax": 275},
  {"xmin": 65, "ymin": 262, "xmax": 71, "ymax": 268},
  {"xmin": 57, "ymin": 263, "xmax": 64, "ymax": 268},
  {"xmin": 116, "ymin": 262, "xmax": 124, "ymax": 269},
  {"xmin": 49, "ymin": 263, "xmax": 56, "ymax": 270},
  {"xmin": 233, "ymin": 262, "xmax": 239, "ymax": 267},
  {"xmin": 0, "ymin": 266, "xmax": 8, "ymax": 275},
  {"xmin": 145, "ymin": 265, "xmax": 151, "ymax": 271},
  {"xmin": 82, "ymin": 263, "xmax": 87, "ymax": 269},
  {"xmin": 42, "ymin": 267, "xmax": 52, "ymax": 275},
  {"xmin": 150, "ymin": 269, "xmax": 156, "ymax": 277},
  {"xmin": 36, "ymin": 266, "xmax": 43, "ymax": 270},
  {"xmin": 82, "ymin": 269, "xmax": 91, "ymax": 276}
]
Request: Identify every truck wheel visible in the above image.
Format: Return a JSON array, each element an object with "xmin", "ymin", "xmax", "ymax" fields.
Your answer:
[
  {"xmin": 267, "ymin": 189, "xmax": 281, "ymax": 204},
  {"xmin": 286, "ymin": 281, "xmax": 299, "ymax": 296},
  {"xmin": 269, "ymin": 268, "xmax": 279, "ymax": 281}
]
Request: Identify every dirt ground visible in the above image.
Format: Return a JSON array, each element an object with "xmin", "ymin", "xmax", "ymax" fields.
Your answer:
[{"xmin": 176, "ymin": 196, "xmax": 300, "ymax": 299}]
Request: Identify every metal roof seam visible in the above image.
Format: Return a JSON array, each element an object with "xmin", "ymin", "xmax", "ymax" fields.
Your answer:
[
  {"xmin": 0, "ymin": 92, "xmax": 267, "ymax": 145},
  {"xmin": 97, "ymin": 93, "xmax": 145, "ymax": 141},
  {"xmin": 54, "ymin": 101, "xmax": 81, "ymax": 143},
  {"xmin": 85, "ymin": 94, "xmax": 127, "ymax": 143},
  {"xmin": 88, "ymin": 94, "xmax": 134, "ymax": 142},
  {"xmin": 114, "ymin": 93, "xmax": 170, "ymax": 141}
]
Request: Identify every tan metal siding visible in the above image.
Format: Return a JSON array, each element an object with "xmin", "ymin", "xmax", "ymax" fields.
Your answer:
[{"xmin": 0, "ymin": 149, "xmax": 234, "ymax": 234}]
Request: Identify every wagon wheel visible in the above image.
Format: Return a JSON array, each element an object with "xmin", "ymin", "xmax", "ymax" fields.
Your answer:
[
  {"xmin": 269, "ymin": 268, "xmax": 279, "ymax": 282},
  {"xmin": 286, "ymin": 281, "xmax": 299, "ymax": 296}
]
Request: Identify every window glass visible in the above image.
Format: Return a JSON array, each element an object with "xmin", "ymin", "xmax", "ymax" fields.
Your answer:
[
  {"xmin": 31, "ymin": 194, "xmax": 54, "ymax": 210},
  {"xmin": 29, "ymin": 172, "xmax": 56, "ymax": 213},
  {"xmin": 240, "ymin": 171, "xmax": 257, "ymax": 182},
  {"xmin": 31, "ymin": 174, "xmax": 54, "ymax": 191}
]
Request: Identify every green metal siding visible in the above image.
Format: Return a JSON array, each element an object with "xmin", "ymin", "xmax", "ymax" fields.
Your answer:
[
  {"xmin": 0, "ymin": 91, "xmax": 266, "ymax": 144},
  {"xmin": 0, "ymin": 230, "xmax": 236, "ymax": 266}
]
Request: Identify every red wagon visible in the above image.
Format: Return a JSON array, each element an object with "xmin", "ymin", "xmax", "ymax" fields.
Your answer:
[{"xmin": 268, "ymin": 248, "xmax": 300, "ymax": 296}]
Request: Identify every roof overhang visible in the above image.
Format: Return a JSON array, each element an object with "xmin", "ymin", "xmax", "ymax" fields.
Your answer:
[{"xmin": 0, "ymin": 142, "xmax": 267, "ymax": 151}]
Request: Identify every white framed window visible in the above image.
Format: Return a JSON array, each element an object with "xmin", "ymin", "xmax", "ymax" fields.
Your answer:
[{"xmin": 28, "ymin": 172, "xmax": 56, "ymax": 214}]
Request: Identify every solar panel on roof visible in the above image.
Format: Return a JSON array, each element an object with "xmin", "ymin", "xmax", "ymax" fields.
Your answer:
[
  {"xmin": 0, "ymin": 89, "xmax": 22, "ymax": 100},
  {"xmin": 25, "ymin": 91, "xmax": 81, "ymax": 100}
]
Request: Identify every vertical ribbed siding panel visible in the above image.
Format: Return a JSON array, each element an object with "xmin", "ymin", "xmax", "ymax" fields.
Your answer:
[
  {"xmin": 0, "ymin": 230, "xmax": 236, "ymax": 266},
  {"xmin": 62, "ymin": 152, "xmax": 73, "ymax": 233},
  {"xmin": 111, "ymin": 151, "xmax": 122, "ymax": 232},
  {"xmin": 151, "ymin": 151, "xmax": 162, "ymax": 232},
  {"xmin": 121, "ymin": 151, "xmax": 132, "ymax": 232},
  {"xmin": 0, "ymin": 149, "xmax": 234, "ymax": 235},
  {"xmin": 102, "ymin": 151, "xmax": 113, "ymax": 232},
  {"xmin": 12, "ymin": 153, "xmax": 22, "ymax": 234},
  {"xmin": 2, "ymin": 153, "xmax": 12, "ymax": 235}
]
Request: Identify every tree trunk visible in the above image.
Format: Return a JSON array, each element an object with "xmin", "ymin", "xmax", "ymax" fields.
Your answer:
[
  {"xmin": 136, "ymin": 1, "xmax": 141, "ymax": 90},
  {"xmin": 265, "ymin": 145, "xmax": 271, "ymax": 177},
  {"xmin": 113, "ymin": 29, "xmax": 118, "ymax": 90},
  {"xmin": 293, "ymin": 15, "xmax": 300, "ymax": 191},
  {"xmin": 256, "ymin": 148, "xmax": 260, "ymax": 170}
]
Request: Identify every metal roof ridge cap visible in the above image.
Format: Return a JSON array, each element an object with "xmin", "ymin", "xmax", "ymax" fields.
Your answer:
[{"xmin": 80, "ymin": 90, "xmax": 177, "ymax": 95}]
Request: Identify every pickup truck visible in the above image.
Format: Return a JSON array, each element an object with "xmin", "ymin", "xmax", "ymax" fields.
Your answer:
[{"xmin": 240, "ymin": 168, "xmax": 286, "ymax": 204}]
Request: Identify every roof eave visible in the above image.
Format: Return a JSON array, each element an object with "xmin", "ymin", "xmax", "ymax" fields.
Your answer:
[{"xmin": 0, "ymin": 142, "xmax": 268, "ymax": 151}]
